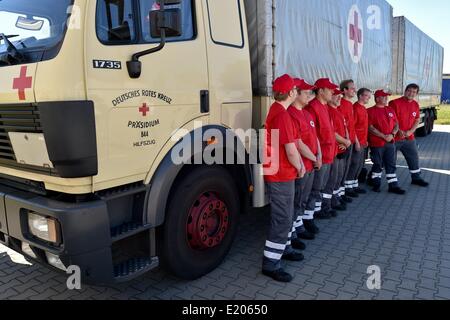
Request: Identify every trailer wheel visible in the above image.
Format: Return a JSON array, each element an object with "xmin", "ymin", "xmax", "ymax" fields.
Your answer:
[
  {"xmin": 428, "ymin": 110, "xmax": 435, "ymax": 135},
  {"xmin": 159, "ymin": 166, "xmax": 240, "ymax": 280},
  {"xmin": 416, "ymin": 112, "xmax": 429, "ymax": 137}
]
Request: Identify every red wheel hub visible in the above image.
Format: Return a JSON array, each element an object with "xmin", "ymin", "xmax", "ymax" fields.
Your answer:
[{"xmin": 186, "ymin": 192, "xmax": 229, "ymax": 250}]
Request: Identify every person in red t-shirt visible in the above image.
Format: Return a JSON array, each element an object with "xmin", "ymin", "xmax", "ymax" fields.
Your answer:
[
  {"xmin": 321, "ymin": 89, "xmax": 352, "ymax": 217},
  {"xmin": 338, "ymin": 80, "xmax": 360, "ymax": 199},
  {"xmin": 389, "ymin": 84, "xmax": 429, "ymax": 187},
  {"xmin": 304, "ymin": 78, "xmax": 338, "ymax": 233},
  {"xmin": 346, "ymin": 88, "xmax": 371, "ymax": 193},
  {"xmin": 368, "ymin": 90, "xmax": 406, "ymax": 195},
  {"xmin": 288, "ymin": 79, "xmax": 321, "ymax": 244},
  {"xmin": 262, "ymin": 74, "xmax": 304, "ymax": 283}
]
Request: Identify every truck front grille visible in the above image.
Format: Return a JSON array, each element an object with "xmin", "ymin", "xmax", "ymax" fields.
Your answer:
[{"xmin": 0, "ymin": 104, "xmax": 55, "ymax": 175}]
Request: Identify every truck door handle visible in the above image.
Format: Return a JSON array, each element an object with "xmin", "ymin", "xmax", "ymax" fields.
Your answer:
[{"xmin": 200, "ymin": 90, "xmax": 209, "ymax": 113}]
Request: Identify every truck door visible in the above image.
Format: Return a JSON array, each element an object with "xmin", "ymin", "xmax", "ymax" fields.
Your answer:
[{"xmin": 85, "ymin": 0, "xmax": 209, "ymax": 189}]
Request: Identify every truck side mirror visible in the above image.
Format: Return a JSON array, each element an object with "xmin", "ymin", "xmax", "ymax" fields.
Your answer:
[
  {"xmin": 127, "ymin": 1, "xmax": 182, "ymax": 79},
  {"xmin": 150, "ymin": 8, "xmax": 182, "ymax": 38}
]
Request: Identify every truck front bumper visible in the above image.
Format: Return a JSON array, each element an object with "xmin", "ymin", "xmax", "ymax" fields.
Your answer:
[{"xmin": 0, "ymin": 184, "xmax": 157, "ymax": 285}]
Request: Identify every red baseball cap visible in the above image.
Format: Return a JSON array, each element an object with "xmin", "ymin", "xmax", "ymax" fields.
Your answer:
[
  {"xmin": 273, "ymin": 74, "xmax": 295, "ymax": 94},
  {"xmin": 333, "ymin": 89, "xmax": 343, "ymax": 96},
  {"xmin": 374, "ymin": 90, "xmax": 392, "ymax": 98},
  {"xmin": 314, "ymin": 78, "xmax": 339, "ymax": 90},
  {"xmin": 294, "ymin": 78, "xmax": 316, "ymax": 91}
]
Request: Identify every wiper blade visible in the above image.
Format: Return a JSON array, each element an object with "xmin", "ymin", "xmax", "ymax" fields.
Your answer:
[
  {"xmin": 0, "ymin": 33, "xmax": 25, "ymax": 65},
  {"xmin": 0, "ymin": 34, "xmax": 19, "ymax": 39}
]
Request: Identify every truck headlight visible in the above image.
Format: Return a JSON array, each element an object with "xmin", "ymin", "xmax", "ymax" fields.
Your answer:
[{"xmin": 28, "ymin": 212, "xmax": 60, "ymax": 244}]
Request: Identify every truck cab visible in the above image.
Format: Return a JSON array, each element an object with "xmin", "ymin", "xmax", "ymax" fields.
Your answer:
[{"xmin": 0, "ymin": 0, "xmax": 258, "ymax": 284}]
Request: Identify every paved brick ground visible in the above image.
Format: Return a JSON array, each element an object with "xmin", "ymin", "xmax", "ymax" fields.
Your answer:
[{"xmin": 1, "ymin": 125, "xmax": 450, "ymax": 300}]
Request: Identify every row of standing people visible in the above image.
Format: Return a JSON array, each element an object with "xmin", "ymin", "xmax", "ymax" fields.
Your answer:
[{"xmin": 262, "ymin": 74, "xmax": 429, "ymax": 282}]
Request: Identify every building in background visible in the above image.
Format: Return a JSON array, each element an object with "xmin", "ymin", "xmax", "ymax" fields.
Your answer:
[{"xmin": 443, "ymin": 74, "xmax": 450, "ymax": 104}]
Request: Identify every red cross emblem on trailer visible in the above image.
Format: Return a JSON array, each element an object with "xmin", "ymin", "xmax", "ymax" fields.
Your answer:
[
  {"xmin": 12, "ymin": 66, "xmax": 33, "ymax": 101},
  {"xmin": 348, "ymin": 5, "xmax": 364, "ymax": 63},
  {"xmin": 139, "ymin": 103, "xmax": 150, "ymax": 116}
]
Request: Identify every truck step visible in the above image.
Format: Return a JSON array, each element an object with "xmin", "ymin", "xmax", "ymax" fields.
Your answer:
[
  {"xmin": 110, "ymin": 222, "xmax": 151, "ymax": 242},
  {"xmin": 96, "ymin": 182, "xmax": 147, "ymax": 201},
  {"xmin": 114, "ymin": 257, "xmax": 159, "ymax": 282}
]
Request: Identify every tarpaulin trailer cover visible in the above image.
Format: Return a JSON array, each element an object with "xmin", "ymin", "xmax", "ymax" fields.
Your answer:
[
  {"xmin": 392, "ymin": 16, "xmax": 444, "ymax": 95},
  {"xmin": 244, "ymin": 0, "xmax": 393, "ymax": 96}
]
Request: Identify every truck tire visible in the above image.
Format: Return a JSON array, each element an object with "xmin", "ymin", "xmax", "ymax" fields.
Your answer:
[
  {"xmin": 428, "ymin": 110, "xmax": 435, "ymax": 135},
  {"xmin": 416, "ymin": 111, "xmax": 429, "ymax": 137},
  {"xmin": 159, "ymin": 166, "xmax": 240, "ymax": 280}
]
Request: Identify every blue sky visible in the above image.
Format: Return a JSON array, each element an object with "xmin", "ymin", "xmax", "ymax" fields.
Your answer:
[{"xmin": 387, "ymin": 0, "xmax": 450, "ymax": 73}]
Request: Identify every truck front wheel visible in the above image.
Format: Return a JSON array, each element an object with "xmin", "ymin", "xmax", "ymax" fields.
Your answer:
[{"xmin": 159, "ymin": 166, "xmax": 240, "ymax": 280}]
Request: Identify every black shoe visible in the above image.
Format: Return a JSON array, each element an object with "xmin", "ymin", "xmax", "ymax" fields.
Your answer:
[
  {"xmin": 346, "ymin": 190, "xmax": 359, "ymax": 198},
  {"xmin": 282, "ymin": 252, "xmax": 304, "ymax": 262},
  {"xmin": 333, "ymin": 204, "xmax": 347, "ymax": 211},
  {"xmin": 323, "ymin": 209, "xmax": 338, "ymax": 217},
  {"xmin": 354, "ymin": 187, "xmax": 367, "ymax": 194},
  {"xmin": 359, "ymin": 168, "xmax": 368, "ymax": 184},
  {"xmin": 297, "ymin": 230, "xmax": 315, "ymax": 240},
  {"xmin": 315, "ymin": 210, "xmax": 332, "ymax": 220},
  {"xmin": 412, "ymin": 179, "xmax": 429, "ymax": 187},
  {"xmin": 262, "ymin": 269, "xmax": 293, "ymax": 283},
  {"xmin": 291, "ymin": 238, "xmax": 306, "ymax": 251},
  {"xmin": 341, "ymin": 195, "xmax": 353, "ymax": 203},
  {"xmin": 389, "ymin": 187, "xmax": 406, "ymax": 195},
  {"xmin": 372, "ymin": 185, "xmax": 381, "ymax": 193},
  {"xmin": 304, "ymin": 220, "xmax": 320, "ymax": 234}
]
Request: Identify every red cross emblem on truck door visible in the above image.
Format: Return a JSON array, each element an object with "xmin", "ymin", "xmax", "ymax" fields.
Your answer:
[
  {"xmin": 139, "ymin": 103, "xmax": 150, "ymax": 116},
  {"xmin": 12, "ymin": 66, "xmax": 33, "ymax": 101},
  {"xmin": 349, "ymin": 11, "xmax": 362, "ymax": 57}
]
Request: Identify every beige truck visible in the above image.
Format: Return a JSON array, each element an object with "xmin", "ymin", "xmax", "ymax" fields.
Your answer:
[
  {"xmin": 0, "ymin": 0, "xmax": 262, "ymax": 284},
  {"xmin": 0, "ymin": 0, "xmax": 432, "ymax": 284}
]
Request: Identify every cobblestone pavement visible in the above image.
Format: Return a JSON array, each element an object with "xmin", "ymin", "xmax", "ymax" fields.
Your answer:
[{"xmin": 1, "ymin": 126, "xmax": 450, "ymax": 300}]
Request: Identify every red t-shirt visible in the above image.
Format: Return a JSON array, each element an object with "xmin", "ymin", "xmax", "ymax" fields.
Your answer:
[
  {"xmin": 305, "ymin": 98, "xmax": 335, "ymax": 164},
  {"xmin": 288, "ymin": 106, "xmax": 319, "ymax": 173},
  {"xmin": 353, "ymin": 102, "xmax": 369, "ymax": 147},
  {"xmin": 328, "ymin": 106, "xmax": 347, "ymax": 155},
  {"xmin": 264, "ymin": 102, "xmax": 298, "ymax": 183},
  {"xmin": 389, "ymin": 97, "xmax": 420, "ymax": 141},
  {"xmin": 338, "ymin": 98, "xmax": 356, "ymax": 144},
  {"xmin": 367, "ymin": 106, "xmax": 398, "ymax": 148}
]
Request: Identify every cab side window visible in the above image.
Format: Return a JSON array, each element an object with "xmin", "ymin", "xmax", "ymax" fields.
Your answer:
[
  {"xmin": 96, "ymin": 0, "xmax": 195, "ymax": 45},
  {"xmin": 97, "ymin": 0, "xmax": 136, "ymax": 43},
  {"xmin": 206, "ymin": 0, "xmax": 243, "ymax": 48}
]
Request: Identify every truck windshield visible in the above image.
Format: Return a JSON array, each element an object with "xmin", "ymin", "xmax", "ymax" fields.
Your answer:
[{"xmin": 0, "ymin": 0, "xmax": 74, "ymax": 66}]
